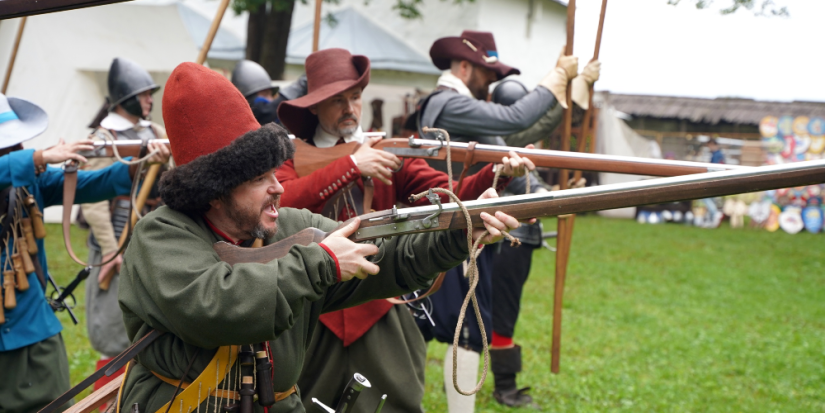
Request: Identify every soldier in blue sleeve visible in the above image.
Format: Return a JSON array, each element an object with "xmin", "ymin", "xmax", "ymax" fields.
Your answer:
[{"xmin": 0, "ymin": 93, "xmax": 169, "ymax": 413}]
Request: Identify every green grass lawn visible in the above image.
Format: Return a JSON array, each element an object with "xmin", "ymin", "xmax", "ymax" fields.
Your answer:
[{"xmin": 48, "ymin": 217, "xmax": 825, "ymax": 412}]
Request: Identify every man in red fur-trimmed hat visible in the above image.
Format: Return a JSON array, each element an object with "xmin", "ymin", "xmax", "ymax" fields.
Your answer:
[
  {"xmin": 275, "ymin": 48, "xmax": 535, "ymax": 413},
  {"xmin": 115, "ymin": 61, "xmax": 521, "ymax": 413}
]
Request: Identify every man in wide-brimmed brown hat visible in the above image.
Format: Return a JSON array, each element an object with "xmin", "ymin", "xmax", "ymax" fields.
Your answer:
[
  {"xmin": 413, "ymin": 30, "xmax": 600, "ymax": 411},
  {"xmin": 276, "ymin": 48, "xmax": 536, "ymax": 413}
]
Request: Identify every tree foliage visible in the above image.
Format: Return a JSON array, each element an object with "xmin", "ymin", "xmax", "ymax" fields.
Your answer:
[{"xmin": 667, "ymin": 0, "xmax": 789, "ymax": 16}]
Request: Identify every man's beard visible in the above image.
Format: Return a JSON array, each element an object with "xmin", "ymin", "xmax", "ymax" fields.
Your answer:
[
  {"xmin": 333, "ymin": 114, "xmax": 359, "ymax": 137},
  {"xmin": 467, "ymin": 71, "xmax": 490, "ymax": 101},
  {"xmin": 226, "ymin": 195, "xmax": 280, "ymax": 240}
]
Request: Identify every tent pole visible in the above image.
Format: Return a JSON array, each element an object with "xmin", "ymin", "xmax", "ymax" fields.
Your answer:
[
  {"xmin": 2, "ymin": 17, "xmax": 27, "ymax": 95},
  {"xmin": 551, "ymin": 0, "xmax": 576, "ymax": 375},
  {"xmin": 312, "ymin": 0, "xmax": 322, "ymax": 52},
  {"xmin": 196, "ymin": 0, "xmax": 230, "ymax": 65}
]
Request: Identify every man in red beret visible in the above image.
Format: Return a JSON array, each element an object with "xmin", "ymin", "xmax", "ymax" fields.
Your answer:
[
  {"xmin": 114, "ymin": 61, "xmax": 522, "ymax": 413},
  {"xmin": 275, "ymin": 48, "xmax": 534, "ymax": 413}
]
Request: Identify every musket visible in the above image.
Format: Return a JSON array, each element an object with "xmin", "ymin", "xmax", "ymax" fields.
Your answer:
[
  {"xmin": 293, "ymin": 137, "xmax": 744, "ymax": 179},
  {"xmin": 213, "ymin": 159, "xmax": 825, "ymax": 264},
  {"xmin": 77, "ymin": 139, "xmax": 171, "ymax": 159}
]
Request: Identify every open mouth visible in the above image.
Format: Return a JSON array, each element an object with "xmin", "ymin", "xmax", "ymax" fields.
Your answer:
[{"xmin": 262, "ymin": 200, "xmax": 279, "ymax": 219}]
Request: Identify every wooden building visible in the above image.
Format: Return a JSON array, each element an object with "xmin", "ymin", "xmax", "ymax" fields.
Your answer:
[{"xmin": 598, "ymin": 92, "xmax": 825, "ymax": 166}]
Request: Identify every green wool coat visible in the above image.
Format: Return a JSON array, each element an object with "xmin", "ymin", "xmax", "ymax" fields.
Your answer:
[{"xmin": 117, "ymin": 206, "xmax": 468, "ymax": 413}]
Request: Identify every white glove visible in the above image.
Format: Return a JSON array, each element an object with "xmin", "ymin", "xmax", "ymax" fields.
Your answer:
[
  {"xmin": 538, "ymin": 49, "xmax": 578, "ymax": 109},
  {"xmin": 571, "ymin": 60, "xmax": 601, "ymax": 110}
]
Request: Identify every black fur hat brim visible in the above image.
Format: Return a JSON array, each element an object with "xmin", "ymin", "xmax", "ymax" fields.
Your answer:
[{"xmin": 159, "ymin": 123, "xmax": 294, "ymax": 215}]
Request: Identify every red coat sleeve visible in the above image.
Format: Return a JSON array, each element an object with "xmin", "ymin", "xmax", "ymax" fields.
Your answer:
[
  {"xmin": 277, "ymin": 157, "xmax": 361, "ymax": 213},
  {"xmin": 393, "ymin": 159, "xmax": 510, "ymax": 205},
  {"xmin": 456, "ymin": 164, "xmax": 511, "ymax": 201}
]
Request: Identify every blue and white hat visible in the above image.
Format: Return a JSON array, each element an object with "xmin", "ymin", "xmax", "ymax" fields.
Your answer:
[{"xmin": 0, "ymin": 93, "xmax": 48, "ymax": 150}]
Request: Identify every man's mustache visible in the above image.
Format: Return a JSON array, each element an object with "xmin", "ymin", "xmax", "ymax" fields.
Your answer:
[
  {"xmin": 338, "ymin": 114, "xmax": 358, "ymax": 124},
  {"xmin": 260, "ymin": 195, "xmax": 281, "ymax": 212}
]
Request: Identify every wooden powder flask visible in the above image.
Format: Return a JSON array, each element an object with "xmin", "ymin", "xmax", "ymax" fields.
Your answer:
[
  {"xmin": 17, "ymin": 237, "xmax": 35, "ymax": 275},
  {"xmin": 11, "ymin": 251, "xmax": 29, "ymax": 291},
  {"xmin": 3, "ymin": 271, "xmax": 16, "ymax": 309},
  {"xmin": 21, "ymin": 217, "xmax": 38, "ymax": 255},
  {"xmin": 0, "ymin": 294, "xmax": 4, "ymax": 324},
  {"xmin": 255, "ymin": 350, "xmax": 276, "ymax": 407},
  {"xmin": 239, "ymin": 376, "xmax": 255, "ymax": 413},
  {"xmin": 24, "ymin": 195, "xmax": 46, "ymax": 239}
]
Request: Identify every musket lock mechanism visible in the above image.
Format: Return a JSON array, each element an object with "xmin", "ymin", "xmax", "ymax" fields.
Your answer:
[
  {"xmin": 356, "ymin": 189, "xmax": 442, "ymax": 239},
  {"xmin": 382, "ymin": 136, "xmax": 441, "ymax": 158}
]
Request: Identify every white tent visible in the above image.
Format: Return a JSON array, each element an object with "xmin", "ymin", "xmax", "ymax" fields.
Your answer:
[
  {"xmin": 0, "ymin": 0, "xmax": 243, "ymax": 221},
  {"xmin": 594, "ymin": 95, "xmax": 663, "ymax": 218},
  {"xmin": 0, "ymin": 0, "xmax": 243, "ymax": 151}
]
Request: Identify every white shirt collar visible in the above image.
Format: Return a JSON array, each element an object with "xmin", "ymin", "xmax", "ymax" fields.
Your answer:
[
  {"xmin": 99, "ymin": 112, "xmax": 152, "ymax": 132},
  {"xmin": 312, "ymin": 124, "xmax": 365, "ymax": 148},
  {"xmin": 436, "ymin": 71, "xmax": 474, "ymax": 99}
]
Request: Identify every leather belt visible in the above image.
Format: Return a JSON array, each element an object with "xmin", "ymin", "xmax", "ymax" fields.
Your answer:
[{"xmin": 151, "ymin": 372, "xmax": 298, "ymax": 403}]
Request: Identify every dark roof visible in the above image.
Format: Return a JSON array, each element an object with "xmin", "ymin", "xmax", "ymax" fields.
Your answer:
[{"xmin": 600, "ymin": 92, "xmax": 825, "ymax": 125}]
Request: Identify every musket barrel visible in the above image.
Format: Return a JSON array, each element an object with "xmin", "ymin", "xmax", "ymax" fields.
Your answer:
[
  {"xmin": 352, "ymin": 159, "xmax": 825, "ymax": 241},
  {"xmin": 382, "ymin": 138, "xmax": 744, "ymax": 177},
  {"xmin": 78, "ymin": 139, "xmax": 171, "ymax": 159}
]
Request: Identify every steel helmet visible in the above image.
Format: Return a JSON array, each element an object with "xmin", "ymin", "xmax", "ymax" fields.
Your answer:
[
  {"xmin": 231, "ymin": 60, "xmax": 276, "ymax": 98},
  {"xmin": 107, "ymin": 57, "xmax": 159, "ymax": 110},
  {"xmin": 491, "ymin": 79, "xmax": 529, "ymax": 106}
]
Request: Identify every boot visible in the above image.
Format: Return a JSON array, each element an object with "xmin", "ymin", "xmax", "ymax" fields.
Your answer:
[{"xmin": 490, "ymin": 345, "xmax": 541, "ymax": 410}]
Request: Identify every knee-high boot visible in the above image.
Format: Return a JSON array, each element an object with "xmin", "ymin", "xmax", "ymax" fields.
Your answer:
[{"xmin": 490, "ymin": 344, "xmax": 540, "ymax": 409}]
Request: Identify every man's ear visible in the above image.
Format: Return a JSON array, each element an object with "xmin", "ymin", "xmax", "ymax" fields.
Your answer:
[
  {"xmin": 308, "ymin": 104, "xmax": 318, "ymax": 115},
  {"xmin": 208, "ymin": 198, "xmax": 222, "ymax": 211}
]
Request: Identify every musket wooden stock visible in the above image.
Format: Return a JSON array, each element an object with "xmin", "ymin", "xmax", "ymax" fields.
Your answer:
[
  {"xmin": 213, "ymin": 160, "xmax": 825, "ymax": 264},
  {"xmin": 371, "ymin": 138, "xmax": 743, "ymax": 177}
]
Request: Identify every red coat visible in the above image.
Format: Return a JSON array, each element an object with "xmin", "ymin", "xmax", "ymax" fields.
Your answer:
[{"xmin": 276, "ymin": 143, "xmax": 509, "ymax": 346}]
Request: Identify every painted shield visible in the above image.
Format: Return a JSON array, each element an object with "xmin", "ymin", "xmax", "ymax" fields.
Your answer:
[
  {"xmin": 803, "ymin": 206, "xmax": 823, "ymax": 233},
  {"xmin": 778, "ymin": 207, "xmax": 804, "ymax": 234},
  {"xmin": 809, "ymin": 135, "xmax": 825, "ymax": 154},
  {"xmin": 759, "ymin": 116, "xmax": 778, "ymax": 138},
  {"xmin": 763, "ymin": 136, "xmax": 784, "ymax": 154},
  {"xmin": 795, "ymin": 135, "xmax": 811, "ymax": 154},
  {"xmin": 748, "ymin": 200, "xmax": 771, "ymax": 224},
  {"xmin": 778, "ymin": 116, "xmax": 794, "ymax": 136},
  {"xmin": 781, "ymin": 136, "xmax": 796, "ymax": 159},
  {"xmin": 809, "ymin": 117, "xmax": 825, "ymax": 135},
  {"xmin": 765, "ymin": 204, "xmax": 781, "ymax": 232},
  {"xmin": 793, "ymin": 116, "xmax": 810, "ymax": 136}
]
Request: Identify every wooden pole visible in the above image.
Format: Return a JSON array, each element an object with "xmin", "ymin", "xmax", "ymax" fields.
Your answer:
[
  {"xmin": 558, "ymin": 0, "xmax": 575, "ymax": 191},
  {"xmin": 551, "ymin": 0, "xmax": 576, "ymax": 375},
  {"xmin": 100, "ymin": 0, "xmax": 230, "ymax": 289},
  {"xmin": 312, "ymin": 0, "xmax": 323, "ymax": 52},
  {"xmin": 551, "ymin": 214, "xmax": 575, "ymax": 373},
  {"xmin": 2, "ymin": 17, "xmax": 27, "ymax": 95},
  {"xmin": 195, "ymin": 0, "xmax": 231, "ymax": 65},
  {"xmin": 574, "ymin": 0, "xmax": 608, "ymax": 182}
]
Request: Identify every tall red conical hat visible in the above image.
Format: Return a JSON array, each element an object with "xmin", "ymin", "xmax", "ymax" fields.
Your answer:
[{"xmin": 159, "ymin": 62, "xmax": 294, "ymax": 214}]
